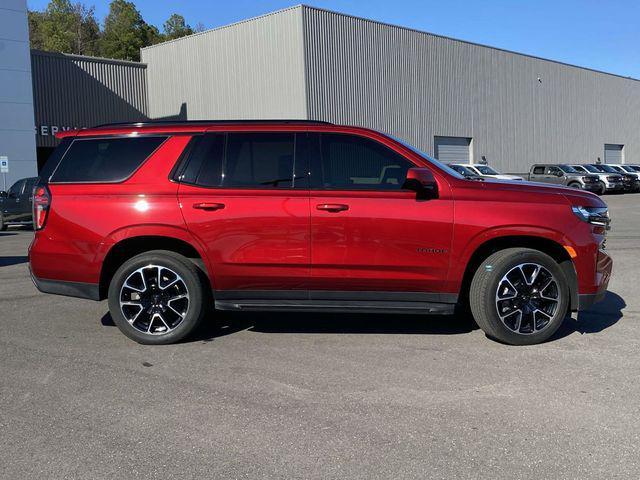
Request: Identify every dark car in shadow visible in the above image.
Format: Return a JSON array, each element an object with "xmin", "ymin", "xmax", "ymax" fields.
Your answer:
[{"xmin": 0, "ymin": 177, "xmax": 37, "ymax": 230}]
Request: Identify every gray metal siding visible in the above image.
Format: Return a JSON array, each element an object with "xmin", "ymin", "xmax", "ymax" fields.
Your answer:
[
  {"xmin": 604, "ymin": 144, "xmax": 624, "ymax": 164},
  {"xmin": 301, "ymin": 6, "xmax": 640, "ymax": 174},
  {"xmin": 31, "ymin": 50, "xmax": 148, "ymax": 148},
  {"xmin": 434, "ymin": 136, "xmax": 471, "ymax": 163},
  {"xmin": 141, "ymin": 7, "xmax": 307, "ymax": 121}
]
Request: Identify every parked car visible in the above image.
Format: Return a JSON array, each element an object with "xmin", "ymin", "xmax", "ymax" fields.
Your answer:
[
  {"xmin": 29, "ymin": 120, "xmax": 612, "ymax": 346},
  {"xmin": 589, "ymin": 164, "xmax": 640, "ymax": 192},
  {"xmin": 451, "ymin": 163, "xmax": 524, "ymax": 181},
  {"xmin": 447, "ymin": 164, "xmax": 484, "ymax": 180},
  {"xmin": 528, "ymin": 164, "xmax": 601, "ymax": 193},
  {"xmin": 0, "ymin": 176, "xmax": 37, "ymax": 230},
  {"xmin": 570, "ymin": 164, "xmax": 624, "ymax": 194}
]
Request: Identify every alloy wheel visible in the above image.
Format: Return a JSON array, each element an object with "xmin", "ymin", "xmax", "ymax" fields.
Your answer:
[
  {"xmin": 494, "ymin": 263, "xmax": 561, "ymax": 335},
  {"xmin": 119, "ymin": 264, "xmax": 190, "ymax": 335}
]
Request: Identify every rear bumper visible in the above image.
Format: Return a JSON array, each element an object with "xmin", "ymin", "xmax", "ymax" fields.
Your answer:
[{"xmin": 30, "ymin": 268, "xmax": 100, "ymax": 301}]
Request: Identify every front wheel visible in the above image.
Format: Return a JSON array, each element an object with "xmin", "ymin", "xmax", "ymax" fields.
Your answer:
[
  {"xmin": 0, "ymin": 213, "xmax": 6, "ymax": 231},
  {"xmin": 596, "ymin": 181, "xmax": 606, "ymax": 195},
  {"xmin": 567, "ymin": 182, "xmax": 582, "ymax": 189},
  {"xmin": 108, "ymin": 250, "xmax": 207, "ymax": 344},
  {"xmin": 469, "ymin": 248, "xmax": 569, "ymax": 345}
]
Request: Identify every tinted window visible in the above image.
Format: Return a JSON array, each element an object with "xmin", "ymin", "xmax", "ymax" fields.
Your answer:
[
  {"xmin": 475, "ymin": 165, "xmax": 499, "ymax": 175},
  {"xmin": 548, "ymin": 166, "xmax": 562, "ymax": 175},
  {"xmin": 313, "ymin": 133, "xmax": 414, "ymax": 190},
  {"xmin": 532, "ymin": 166, "xmax": 545, "ymax": 174},
  {"xmin": 8, "ymin": 180, "xmax": 25, "ymax": 196},
  {"xmin": 559, "ymin": 164, "xmax": 579, "ymax": 174},
  {"xmin": 23, "ymin": 178, "xmax": 37, "ymax": 194},
  {"xmin": 51, "ymin": 136, "xmax": 166, "ymax": 183},
  {"xmin": 192, "ymin": 133, "xmax": 304, "ymax": 189},
  {"xmin": 39, "ymin": 138, "xmax": 72, "ymax": 183}
]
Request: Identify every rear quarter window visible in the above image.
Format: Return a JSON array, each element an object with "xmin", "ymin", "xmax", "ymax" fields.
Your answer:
[{"xmin": 50, "ymin": 136, "xmax": 167, "ymax": 183}]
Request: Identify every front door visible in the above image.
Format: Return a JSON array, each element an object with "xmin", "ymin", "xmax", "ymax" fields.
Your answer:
[
  {"xmin": 307, "ymin": 132, "xmax": 454, "ymax": 298},
  {"xmin": 178, "ymin": 131, "xmax": 310, "ymax": 293},
  {"xmin": 2, "ymin": 179, "xmax": 25, "ymax": 222}
]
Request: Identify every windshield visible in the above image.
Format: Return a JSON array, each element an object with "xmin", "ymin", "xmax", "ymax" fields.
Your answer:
[
  {"xmin": 390, "ymin": 136, "xmax": 465, "ymax": 179},
  {"xmin": 622, "ymin": 165, "xmax": 637, "ymax": 173},
  {"xmin": 450, "ymin": 165, "xmax": 476, "ymax": 176},
  {"xmin": 559, "ymin": 164, "xmax": 580, "ymax": 174},
  {"xmin": 475, "ymin": 165, "xmax": 499, "ymax": 175},
  {"xmin": 581, "ymin": 165, "xmax": 600, "ymax": 173},
  {"xmin": 595, "ymin": 164, "xmax": 617, "ymax": 173}
]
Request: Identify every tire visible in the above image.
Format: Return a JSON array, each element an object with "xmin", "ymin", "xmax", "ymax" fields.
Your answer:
[
  {"xmin": 108, "ymin": 250, "xmax": 208, "ymax": 345},
  {"xmin": 567, "ymin": 182, "xmax": 582, "ymax": 189},
  {"xmin": 596, "ymin": 181, "xmax": 606, "ymax": 195},
  {"xmin": 469, "ymin": 248, "xmax": 569, "ymax": 345},
  {"xmin": 0, "ymin": 213, "xmax": 6, "ymax": 231}
]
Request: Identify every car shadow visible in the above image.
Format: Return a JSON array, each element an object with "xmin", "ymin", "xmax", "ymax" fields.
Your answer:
[
  {"xmin": 0, "ymin": 232, "xmax": 18, "ymax": 237},
  {"xmin": 0, "ymin": 255, "xmax": 28, "ymax": 267},
  {"xmin": 550, "ymin": 290, "xmax": 625, "ymax": 341},
  {"xmin": 100, "ymin": 291, "xmax": 624, "ymax": 344}
]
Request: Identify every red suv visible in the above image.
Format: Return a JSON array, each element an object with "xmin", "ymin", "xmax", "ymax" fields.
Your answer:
[{"xmin": 29, "ymin": 121, "xmax": 612, "ymax": 345}]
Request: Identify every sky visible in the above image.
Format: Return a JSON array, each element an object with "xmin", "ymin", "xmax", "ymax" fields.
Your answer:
[{"xmin": 27, "ymin": 0, "xmax": 640, "ymax": 79}]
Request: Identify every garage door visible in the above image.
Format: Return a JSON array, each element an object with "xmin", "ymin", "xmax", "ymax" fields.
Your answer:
[
  {"xmin": 604, "ymin": 144, "xmax": 624, "ymax": 164},
  {"xmin": 434, "ymin": 136, "xmax": 471, "ymax": 163}
]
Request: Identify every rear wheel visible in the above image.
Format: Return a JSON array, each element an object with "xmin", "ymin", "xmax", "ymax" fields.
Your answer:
[
  {"xmin": 108, "ymin": 250, "xmax": 207, "ymax": 344},
  {"xmin": 469, "ymin": 248, "xmax": 569, "ymax": 345}
]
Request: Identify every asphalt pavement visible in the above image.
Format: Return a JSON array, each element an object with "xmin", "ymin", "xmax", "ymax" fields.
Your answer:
[{"xmin": 1, "ymin": 194, "xmax": 639, "ymax": 479}]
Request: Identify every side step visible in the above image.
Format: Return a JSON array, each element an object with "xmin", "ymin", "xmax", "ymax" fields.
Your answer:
[{"xmin": 214, "ymin": 299, "xmax": 455, "ymax": 315}]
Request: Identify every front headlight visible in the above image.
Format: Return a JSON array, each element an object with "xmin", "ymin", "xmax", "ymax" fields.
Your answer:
[{"xmin": 572, "ymin": 206, "xmax": 610, "ymax": 228}]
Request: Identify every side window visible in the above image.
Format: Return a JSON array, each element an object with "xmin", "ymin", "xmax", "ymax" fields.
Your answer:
[
  {"xmin": 547, "ymin": 166, "xmax": 561, "ymax": 176},
  {"xmin": 313, "ymin": 133, "xmax": 414, "ymax": 190},
  {"xmin": 190, "ymin": 132, "xmax": 305, "ymax": 189},
  {"xmin": 8, "ymin": 180, "xmax": 25, "ymax": 197},
  {"xmin": 532, "ymin": 166, "xmax": 545, "ymax": 175},
  {"xmin": 23, "ymin": 178, "xmax": 37, "ymax": 195},
  {"xmin": 51, "ymin": 136, "xmax": 167, "ymax": 183}
]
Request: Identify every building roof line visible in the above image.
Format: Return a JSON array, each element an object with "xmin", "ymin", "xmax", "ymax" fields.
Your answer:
[
  {"xmin": 299, "ymin": 4, "xmax": 639, "ymax": 83},
  {"xmin": 140, "ymin": 5, "xmax": 303, "ymax": 52},
  {"xmin": 30, "ymin": 50, "xmax": 147, "ymax": 68}
]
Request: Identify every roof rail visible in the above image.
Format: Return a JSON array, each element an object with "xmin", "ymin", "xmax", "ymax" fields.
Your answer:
[{"xmin": 92, "ymin": 119, "xmax": 334, "ymax": 129}]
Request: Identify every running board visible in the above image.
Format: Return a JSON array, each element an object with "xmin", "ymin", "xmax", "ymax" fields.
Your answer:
[{"xmin": 214, "ymin": 299, "xmax": 455, "ymax": 315}]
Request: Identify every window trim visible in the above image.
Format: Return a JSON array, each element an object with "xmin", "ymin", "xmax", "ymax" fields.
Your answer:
[
  {"xmin": 176, "ymin": 131, "xmax": 308, "ymax": 191},
  {"xmin": 309, "ymin": 132, "xmax": 418, "ymax": 192},
  {"xmin": 48, "ymin": 134, "xmax": 170, "ymax": 185}
]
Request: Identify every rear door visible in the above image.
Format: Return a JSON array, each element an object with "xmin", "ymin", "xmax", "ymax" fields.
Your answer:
[
  {"xmin": 178, "ymin": 131, "xmax": 311, "ymax": 295},
  {"xmin": 308, "ymin": 132, "xmax": 454, "ymax": 297}
]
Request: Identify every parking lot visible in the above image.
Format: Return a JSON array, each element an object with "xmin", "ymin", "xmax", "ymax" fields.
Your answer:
[{"xmin": 0, "ymin": 194, "xmax": 638, "ymax": 479}]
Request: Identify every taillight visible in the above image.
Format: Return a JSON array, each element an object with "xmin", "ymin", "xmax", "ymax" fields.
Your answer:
[{"xmin": 33, "ymin": 185, "xmax": 51, "ymax": 230}]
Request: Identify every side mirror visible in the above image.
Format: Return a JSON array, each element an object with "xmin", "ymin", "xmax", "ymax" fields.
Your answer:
[
  {"xmin": 402, "ymin": 167, "xmax": 438, "ymax": 199},
  {"xmin": 0, "ymin": 191, "xmax": 6, "ymax": 198}
]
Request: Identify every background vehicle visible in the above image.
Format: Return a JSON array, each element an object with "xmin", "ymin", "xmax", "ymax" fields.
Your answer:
[
  {"xmin": 528, "ymin": 164, "xmax": 601, "ymax": 192},
  {"xmin": 29, "ymin": 121, "xmax": 612, "ymax": 347},
  {"xmin": 590, "ymin": 164, "xmax": 640, "ymax": 192},
  {"xmin": 447, "ymin": 164, "xmax": 484, "ymax": 180},
  {"xmin": 452, "ymin": 163, "xmax": 524, "ymax": 181},
  {"xmin": 571, "ymin": 164, "xmax": 623, "ymax": 194},
  {"xmin": 0, "ymin": 177, "xmax": 37, "ymax": 231}
]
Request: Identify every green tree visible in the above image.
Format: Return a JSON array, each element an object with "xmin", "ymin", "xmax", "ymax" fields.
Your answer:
[
  {"xmin": 28, "ymin": 0, "xmax": 100, "ymax": 56},
  {"xmin": 163, "ymin": 13, "xmax": 194, "ymax": 40},
  {"xmin": 100, "ymin": 0, "xmax": 160, "ymax": 61}
]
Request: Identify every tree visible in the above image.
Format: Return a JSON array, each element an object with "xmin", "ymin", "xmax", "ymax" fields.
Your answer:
[
  {"xmin": 100, "ymin": 0, "xmax": 159, "ymax": 61},
  {"xmin": 28, "ymin": 0, "xmax": 100, "ymax": 56},
  {"xmin": 163, "ymin": 13, "xmax": 194, "ymax": 41}
]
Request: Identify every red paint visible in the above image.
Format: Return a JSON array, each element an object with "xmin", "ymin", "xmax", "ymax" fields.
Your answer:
[{"xmin": 30, "ymin": 122, "xmax": 611, "ymax": 305}]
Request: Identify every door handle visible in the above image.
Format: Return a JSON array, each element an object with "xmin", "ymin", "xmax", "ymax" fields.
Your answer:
[
  {"xmin": 316, "ymin": 203, "xmax": 349, "ymax": 212},
  {"xmin": 193, "ymin": 202, "xmax": 225, "ymax": 211}
]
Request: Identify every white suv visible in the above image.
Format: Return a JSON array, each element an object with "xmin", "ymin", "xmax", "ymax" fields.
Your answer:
[{"xmin": 451, "ymin": 164, "xmax": 524, "ymax": 181}]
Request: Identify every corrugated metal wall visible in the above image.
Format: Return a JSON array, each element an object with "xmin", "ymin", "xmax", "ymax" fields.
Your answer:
[
  {"xmin": 31, "ymin": 50, "xmax": 148, "ymax": 147},
  {"xmin": 302, "ymin": 7, "xmax": 640, "ymax": 173},
  {"xmin": 141, "ymin": 6, "xmax": 307, "ymax": 121}
]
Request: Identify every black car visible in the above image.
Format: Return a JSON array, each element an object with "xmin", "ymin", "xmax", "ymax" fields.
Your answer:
[{"xmin": 0, "ymin": 177, "xmax": 38, "ymax": 230}]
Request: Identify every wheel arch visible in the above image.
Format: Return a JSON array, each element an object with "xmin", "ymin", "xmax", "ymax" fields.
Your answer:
[
  {"xmin": 458, "ymin": 235, "xmax": 578, "ymax": 312},
  {"xmin": 99, "ymin": 235, "xmax": 211, "ymax": 300}
]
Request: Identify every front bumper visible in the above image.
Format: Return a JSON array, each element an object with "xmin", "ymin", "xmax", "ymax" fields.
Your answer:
[
  {"xmin": 577, "ymin": 249, "xmax": 612, "ymax": 311},
  {"xmin": 605, "ymin": 182, "xmax": 624, "ymax": 191}
]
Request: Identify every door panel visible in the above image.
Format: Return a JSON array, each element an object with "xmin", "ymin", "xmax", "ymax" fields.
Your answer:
[
  {"xmin": 2, "ymin": 180, "xmax": 24, "ymax": 221},
  {"xmin": 310, "ymin": 190, "xmax": 453, "ymax": 293},
  {"xmin": 179, "ymin": 186, "xmax": 310, "ymax": 291}
]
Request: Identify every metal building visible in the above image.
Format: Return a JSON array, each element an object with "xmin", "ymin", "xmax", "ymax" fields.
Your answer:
[
  {"xmin": 31, "ymin": 50, "xmax": 149, "ymax": 169},
  {"xmin": 142, "ymin": 5, "xmax": 640, "ymax": 174},
  {"xmin": 0, "ymin": 0, "xmax": 37, "ymax": 189}
]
